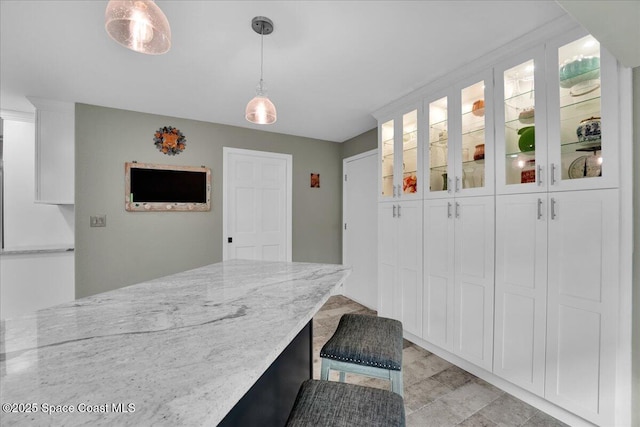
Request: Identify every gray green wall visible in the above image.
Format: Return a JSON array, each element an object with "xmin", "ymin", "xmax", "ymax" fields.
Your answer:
[
  {"xmin": 341, "ymin": 128, "xmax": 377, "ymax": 159},
  {"xmin": 633, "ymin": 65, "xmax": 639, "ymax": 427},
  {"xmin": 75, "ymin": 104, "xmax": 343, "ymax": 298}
]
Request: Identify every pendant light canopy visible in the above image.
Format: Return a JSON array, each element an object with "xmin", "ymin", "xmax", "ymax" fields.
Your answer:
[
  {"xmin": 246, "ymin": 16, "xmax": 277, "ymax": 125},
  {"xmin": 105, "ymin": 0, "xmax": 171, "ymax": 55}
]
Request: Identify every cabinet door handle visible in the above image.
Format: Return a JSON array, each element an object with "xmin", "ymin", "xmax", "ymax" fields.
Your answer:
[
  {"xmin": 398, "ymin": 205, "xmax": 402, "ymax": 218},
  {"xmin": 393, "ymin": 185, "xmax": 396, "ymax": 198},
  {"xmin": 447, "ymin": 178, "xmax": 452, "ymax": 194},
  {"xmin": 537, "ymin": 198, "xmax": 543, "ymax": 220},
  {"xmin": 455, "ymin": 202, "xmax": 460, "ymax": 218},
  {"xmin": 537, "ymin": 165, "xmax": 543, "ymax": 186},
  {"xmin": 392, "ymin": 205, "xmax": 396, "ymax": 218},
  {"xmin": 550, "ymin": 163, "xmax": 556, "ymax": 186},
  {"xmin": 551, "ymin": 198, "xmax": 557, "ymax": 220},
  {"xmin": 447, "ymin": 202, "xmax": 452, "ymax": 218},
  {"xmin": 455, "ymin": 176, "xmax": 461, "ymax": 192}
]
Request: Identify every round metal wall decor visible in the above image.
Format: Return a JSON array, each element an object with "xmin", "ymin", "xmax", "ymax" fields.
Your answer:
[{"xmin": 154, "ymin": 126, "xmax": 186, "ymax": 155}]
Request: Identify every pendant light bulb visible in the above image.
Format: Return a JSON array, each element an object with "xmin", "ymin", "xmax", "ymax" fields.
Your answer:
[
  {"xmin": 105, "ymin": 0, "xmax": 171, "ymax": 55},
  {"xmin": 246, "ymin": 17, "xmax": 277, "ymax": 125},
  {"xmin": 246, "ymin": 79, "xmax": 277, "ymax": 125}
]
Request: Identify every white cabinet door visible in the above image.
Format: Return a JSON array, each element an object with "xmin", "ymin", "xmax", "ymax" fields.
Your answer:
[
  {"xmin": 545, "ymin": 189, "xmax": 618, "ymax": 426},
  {"xmin": 378, "ymin": 201, "xmax": 422, "ymax": 335},
  {"xmin": 378, "ymin": 107, "xmax": 421, "ymax": 202},
  {"xmin": 494, "ymin": 46, "xmax": 548, "ymax": 195},
  {"xmin": 455, "ymin": 70, "xmax": 495, "ymax": 198},
  {"xmin": 27, "ymin": 97, "xmax": 74, "ymax": 204},
  {"xmin": 453, "ymin": 196, "xmax": 494, "ymax": 370},
  {"xmin": 378, "ymin": 203, "xmax": 398, "ymax": 321},
  {"xmin": 494, "ymin": 194, "xmax": 547, "ymax": 395},
  {"xmin": 397, "ymin": 201, "xmax": 423, "ymax": 337},
  {"xmin": 422, "ymin": 199, "xmax": 455, "ymax": 350},
  {"xmin": 545, "ymin": 30, "xmax": 620, "ymax": 192}
]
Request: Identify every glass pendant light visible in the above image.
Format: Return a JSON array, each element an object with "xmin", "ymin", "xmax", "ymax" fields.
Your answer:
[
  {"xmin": 105, "ymin": 0, "xmax": 171, "ymax": 55},
  {"xmin": 246, "ymin": 17, "xmax": 277, "ymax": 125}
]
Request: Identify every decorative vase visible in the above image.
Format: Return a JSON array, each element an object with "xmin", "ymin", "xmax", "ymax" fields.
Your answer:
[
  {"xmin": 473, "ymin": 144, "xmax": 485, "ymax": 161},
  {"xmin": 472, "ymin": 100, "xmax": 485, "ymax": 117},
  {"xmin": 576, "ymin": 116, "xmax": 601, "ymax": 143}
]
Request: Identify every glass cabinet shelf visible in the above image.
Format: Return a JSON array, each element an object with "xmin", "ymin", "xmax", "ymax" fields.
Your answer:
[
  {"xmin": 560, "ymin": 95, "xmax": 600, "ymax": 112},
  {"xmin": 431, "ymin": 158, "xmax": 484, "ymax": 173},
  {"xmin": 430, "ymin": 120, "xmax": 448, "ymax": 131},
  {"xmin": 504, "ymin": 118, "xmax": 533, "ymax": 131},
  {"xmin": 505, "ymin": 89, "xmax": 535, "ymax": 106},
  {"xmin": 505, "ymin": 150, "xmax": 536, "ymax": 158},
  {"xmin": 461, "ymin": 110, "xmax": 486, "ymax": 124},
  {"xmin": 560, "ymin": 140, "xmax": 601, "ymax": 153},
  {"xmin": 462, "ymin": 128, "xmax": 485, "ymax": 140},
  {"xmin": 430, "ymin": 138, "xmax": 449, "ymax": 146}
]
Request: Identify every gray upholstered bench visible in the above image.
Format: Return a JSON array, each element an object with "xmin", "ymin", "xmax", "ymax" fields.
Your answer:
[
  {"xmin": 320, "ymin": 314, "xmax": 404, "ymax": 396},
  {"xmin": 286, "ymin": 379, "xmax": 405, "ymax": 427}
]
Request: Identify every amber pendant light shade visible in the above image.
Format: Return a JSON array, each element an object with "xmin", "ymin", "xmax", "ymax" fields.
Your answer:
[
  {"xmin": 246, "ymin": 17, "xmax": 277, "ymax": 125},
  {"xmin": 105, "ymin": 0, "xmax": 171, "ymax": 55}
]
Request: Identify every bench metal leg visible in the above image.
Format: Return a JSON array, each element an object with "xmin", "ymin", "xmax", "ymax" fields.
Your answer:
[
  {"xmin": 390, "ymin": 369, "xmax": 403, "ymax": 397},
  {"xmin": 320, "ymin": 358, "xmax": 330, "ymax": 380}
]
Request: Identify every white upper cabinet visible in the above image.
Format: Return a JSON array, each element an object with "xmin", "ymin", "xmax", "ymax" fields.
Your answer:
[
  {"xmin": 495, "ymin": 47, "xmax": 548, "ymax": 194},
  {"xmin": 27, "ymin": 97, "xmax": 75, "ymax": 204},
  {"xmin": 495, "ymin": 30, "xmax": 619, "ymax": 194},
  {"xmin": 425, "ymin": 69, "xmax": 494, "ymax": 199},
  {"xmin": 379, "ymin": 107, "xmax": 421, "ymax": 202},
  {"xmin": 546, "ymin": 31, "xmax": 619, "ymax": 192}
]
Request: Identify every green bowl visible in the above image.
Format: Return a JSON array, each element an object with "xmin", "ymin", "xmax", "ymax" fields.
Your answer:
[{"xmin": 518, "ymin": 126, "xmax": 535, "ymax": 152}]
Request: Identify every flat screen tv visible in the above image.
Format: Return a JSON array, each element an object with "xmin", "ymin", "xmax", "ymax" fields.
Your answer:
[{"xmin": 125, "ymin": 162, "xmax": 211, "ymax": 212}]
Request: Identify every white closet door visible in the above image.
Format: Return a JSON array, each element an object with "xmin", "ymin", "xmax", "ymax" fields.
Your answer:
[
  {"xmin": 343, "ymin": 151, "xmax": 378, "ymax": 309},
  {"xmin": 223, "ymin": 148, "xmax": 292, "ymax": 261}
]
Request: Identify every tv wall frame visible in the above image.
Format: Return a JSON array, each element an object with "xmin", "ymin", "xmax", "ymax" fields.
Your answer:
[{"xmin": 125, "ymin": 162, "xmax": 211, "ymax": 212}]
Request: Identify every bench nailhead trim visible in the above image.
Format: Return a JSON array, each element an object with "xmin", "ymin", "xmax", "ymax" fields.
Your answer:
[{"xmin": 319, "ymin": 352, "xmax": 401, "ymax": 370}]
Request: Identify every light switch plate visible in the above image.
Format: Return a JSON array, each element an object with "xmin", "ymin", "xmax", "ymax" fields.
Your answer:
[{"xmin": 90, "ymin": 215, "xmax": 106, "ymax": 227}]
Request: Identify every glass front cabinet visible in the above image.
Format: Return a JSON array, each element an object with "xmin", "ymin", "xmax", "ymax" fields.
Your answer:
[
  {"xmin": 379, "ymin": 107, "xmax": 421, "ymax": 201},
  {"xmin": 495, "ymin": 30, "xmax": 619, "ymax": 194},
  {"xmin": 425, "ymin": 69, "xmax": 494, "ymax": 199}
]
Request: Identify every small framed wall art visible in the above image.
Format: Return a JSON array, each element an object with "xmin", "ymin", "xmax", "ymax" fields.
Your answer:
[{"xmin": 310, "ymin": 173, "xmax": 320, "ymax": 188}]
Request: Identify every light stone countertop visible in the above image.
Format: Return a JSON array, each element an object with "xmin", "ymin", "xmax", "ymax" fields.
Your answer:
[{"xmin": 0, "ymin": 259, "xmax": 351, "ymax": 426}]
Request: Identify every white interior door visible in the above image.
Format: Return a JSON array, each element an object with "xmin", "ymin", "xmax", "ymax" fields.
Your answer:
[
  {"xmin": 343, "ymin": 150, "xmax": 377, "ymax": 309},
  {"xmin": 223, "ymin": 148, "xmax": 292, "ymax": 261}
]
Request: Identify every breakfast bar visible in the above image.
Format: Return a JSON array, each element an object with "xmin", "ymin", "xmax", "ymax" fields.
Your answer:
[{"xmin": 0, "ymin": 260, "xmax": 351, "ymax": 426}]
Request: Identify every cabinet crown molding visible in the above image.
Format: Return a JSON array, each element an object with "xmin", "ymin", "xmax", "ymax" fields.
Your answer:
[
  {"xmin": 1, "ymin": 109, "xmax": 35, "ymax": 123},
  {"xmin": 26, "ymin": 96, "xmax": 75, "ymax": 112}
]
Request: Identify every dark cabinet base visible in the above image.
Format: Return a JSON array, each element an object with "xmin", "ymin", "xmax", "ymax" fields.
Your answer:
[{"xmin": 218, "ymin": 321, "xmax": 312, "ymax": 426}]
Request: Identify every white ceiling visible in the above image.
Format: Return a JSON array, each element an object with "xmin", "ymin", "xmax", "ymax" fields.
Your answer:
[{"xmin": 0, "ymin": 1, "xmax": 578, "ymax": 142}]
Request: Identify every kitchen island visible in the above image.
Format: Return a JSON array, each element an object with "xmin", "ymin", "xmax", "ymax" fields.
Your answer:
[{"xmin": 0, "ymin": 259, "xmax": 351, "ymax": 426}]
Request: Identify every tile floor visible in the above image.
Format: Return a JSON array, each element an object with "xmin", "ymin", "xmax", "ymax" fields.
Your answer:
[{"xmin": 312, "ymin": 295, "xmax": 568, "ymax": 427}]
